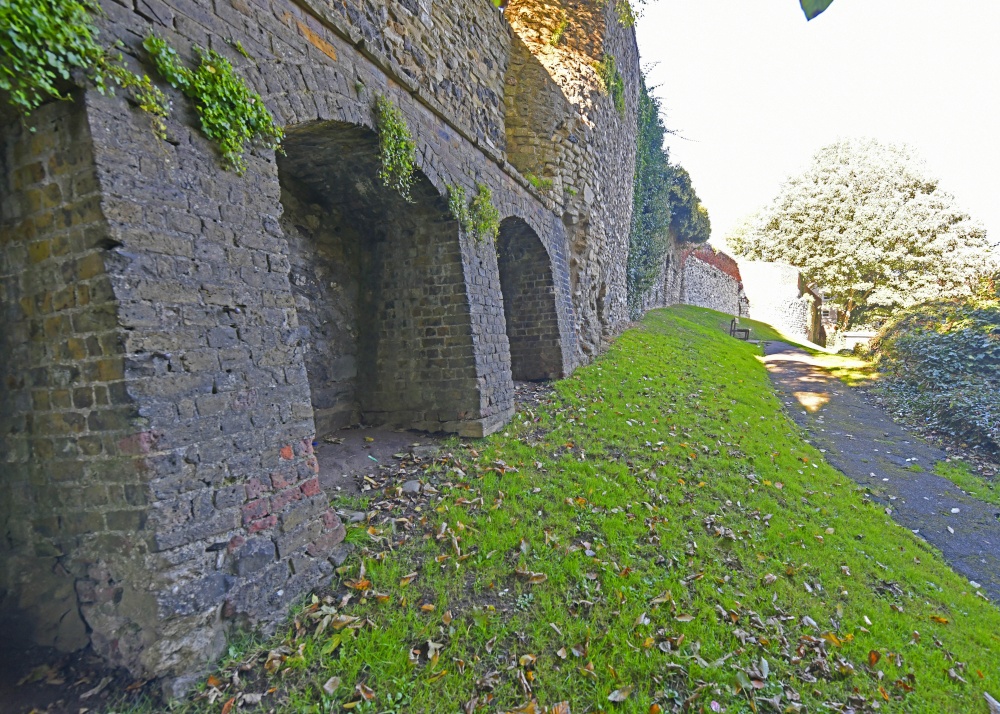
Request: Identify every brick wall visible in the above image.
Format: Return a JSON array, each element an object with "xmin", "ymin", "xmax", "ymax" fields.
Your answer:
[
  {"xmin": 498, "ymin": 217, "xmax": 564, "ymax": 380},
  {"xmin": 0, "ymin": 96, "xmax": 145, "ymax": 657},
  {"xmin": 0, "ymin": 0, "xmax": 637, "ymax": 691}
]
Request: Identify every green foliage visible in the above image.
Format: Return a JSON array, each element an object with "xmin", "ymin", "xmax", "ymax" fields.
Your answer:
[
  {"xmin": 525, "ymin": 173, "xmax": 553, "ymax": 191},
  {"xmin": 549, "ymin": 18, "xmax": 568, "ymax": 46},
  {"xmin": 144, "ymin": 35, "xmax": 282, "ymax": 174},
  {"xmin": 871, "ymin": 298, "xmax": 1000, "ymax": 452},
  {"xmin": 599, "ymin": 0, "xmax": 637, "ymax": 26},
  {"xmin": 0, "ymin": 0, "xmax": 168, "ymax": 133},
  {"xmin": 373, "ymin": 95, "xmax": 417, "ymax": 201},
  {"xmin": 800, "ymin": 0, "xmax": 835, "ymax": 20},
  {"xmin": 729, "ymin": 138, "xmax": 997, "ymax": 327},
  {"xmin": 447, "ymin": 183, "xmax": 500, "ymax": 243},
  {"xmin": 595, "ymin": 53, "xmax": 625, "ymax": 116},
  {"xmin": 627, "ymin": 78, "xmax": 710, "ymax": 316}
]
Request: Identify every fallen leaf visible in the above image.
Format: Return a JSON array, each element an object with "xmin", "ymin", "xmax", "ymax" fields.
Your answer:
[
  {"xmin": 556, "ymin": 647, "xmax": 568, "ymax": 659},
  {"xmin": 514, "ymin": 567, "xmax": 547, "ymax": 584},
  {"xmin": 400, "ymin": 572, "xmax": 418, "ymax": 587},
  {"xmin": 930, "ymin": 615, "xmax": 949, "ymax": 624},
  {"xmin": 608, "ymin": 686, "xmax": 633, "ymax": 702},
  {"xmin": 869, "ymin": 650, "xmax": 882, "ymax": 667},
  {"xmin": 551, "ymin": 702, "xmax": 571, "ymax": 714},
  {"xmin": 221, "ymin": 697, "xmax": 236, "ymax": 714},
  {"xmin": 356, "ymin": 683, "xmax": 376, "ymax": 701},
  {"xmin": 322, "ymin": 676, "xmax": 341, "ymax": 695},
  {"xmin": 442, "ymin": 610, "xmax": 454, "ymax": 625},
  {"xmin": 331, "ymin": 615, "xmax": 358, "ymax": 630},
  {"xmin": 206, "ymin": 675, "xmax": 222, "ymax": 688},
  {"xmin": 674, "ymin": 614, "xmax": 695, "ymax": 622}
]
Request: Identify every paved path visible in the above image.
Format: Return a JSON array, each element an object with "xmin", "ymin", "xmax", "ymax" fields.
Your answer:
[{"xmin": 763, "ymin": 342, "xmax": 1000, "ymax": 601}]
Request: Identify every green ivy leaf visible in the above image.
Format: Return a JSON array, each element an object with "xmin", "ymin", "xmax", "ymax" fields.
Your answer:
[{"xmin": 800, "ymin": 0, "xmax": 835, "ymax": 20}]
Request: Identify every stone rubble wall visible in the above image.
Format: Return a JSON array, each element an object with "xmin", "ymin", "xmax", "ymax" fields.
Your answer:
[
  {"xmin": 1, "ymin": 0, "xmax": 632, "ymax": 693},
  {"xmin": 504, "ymin": 0, "xmax": 640, "ymax": 359},
  {"xmin": 680, "ymin": 254, "xmax": 746, "ymax": 317},
  {"xmin": 740, "ymin": 260, "xmax": 823, "ymax": 344}
]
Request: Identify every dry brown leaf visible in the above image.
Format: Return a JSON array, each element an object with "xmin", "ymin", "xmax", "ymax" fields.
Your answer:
[
  {"xmin": 400, "ymin": 572, "xmax": 418, "ymax": 587},
  {"xmin": 356, "ymin": 683, "xmax": 376, "ymax": 701},
  {"xmin": 221, "ymin": 697, "xmax": 236, "ymax": 714}
]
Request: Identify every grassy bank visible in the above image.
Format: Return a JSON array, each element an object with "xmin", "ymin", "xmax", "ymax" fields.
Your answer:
[{"xmin": 156, "ymin": 306, "xmax": 1000, "ymax": 714}]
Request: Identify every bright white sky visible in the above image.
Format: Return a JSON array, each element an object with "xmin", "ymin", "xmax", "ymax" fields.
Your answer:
[{"xmin": 633, "ymin": 1, "xmax": 1000, "ymax": 252}]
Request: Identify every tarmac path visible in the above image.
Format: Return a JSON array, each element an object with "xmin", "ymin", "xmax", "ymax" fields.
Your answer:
[{"xmin": 763, "ymin": 342, "xmax": 1000, "ymax": 602}]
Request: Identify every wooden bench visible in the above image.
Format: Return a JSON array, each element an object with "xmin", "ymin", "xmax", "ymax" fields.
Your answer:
[{"xmin": 730, "ymin": 317, "xmax": 750, "ymax": 341}]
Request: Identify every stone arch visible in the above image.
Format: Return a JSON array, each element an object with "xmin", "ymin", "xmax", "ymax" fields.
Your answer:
[
  {"xmin": 497, "ymin": 217, "xmax": 564, "ymax": 381},
  {"xmin": 277, "ymin": 120, "xmax": 481, "ymax": 435}
]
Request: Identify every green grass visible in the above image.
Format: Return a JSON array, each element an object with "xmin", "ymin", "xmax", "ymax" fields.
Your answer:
[
  {"xmin": 934, "ymin": 459, "xmax": 1000, "ymax": 508},
  {"xmin": 155, "ymin": 307, "xmax": 1000, "ymax": 713}
]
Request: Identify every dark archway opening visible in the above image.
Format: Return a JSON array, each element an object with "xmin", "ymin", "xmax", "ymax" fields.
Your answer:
[
  {"xmin": 277, "ymin": 121, "xmax": 480, "ymax": 437},
  {"xmin": 497, "ymin": 217, "xmax": 563, "ymax": 381}
]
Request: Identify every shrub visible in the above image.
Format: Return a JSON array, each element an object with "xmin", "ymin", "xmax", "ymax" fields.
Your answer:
[
  {"xmin": 872, "ymin": 299, "xmax": 1000, "ymax": 452},
  {"xmin": 145, "ymin": 35, "xmax": 282, "ymax": 174},
  {"xmin": 373, "ymin": 95, "xmax": 417, "ymax": 201},
  {"xmin": 1, "ymin": 0, "xmax": 168, "ymax": 134}
]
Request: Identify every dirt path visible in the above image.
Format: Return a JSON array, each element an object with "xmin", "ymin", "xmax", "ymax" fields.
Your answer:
[{"xmin": 764, "ymin": 342, "xmax": 1000, "ymax": 601}]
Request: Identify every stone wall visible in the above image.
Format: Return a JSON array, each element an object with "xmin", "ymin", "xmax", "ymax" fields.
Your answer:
[
  {"xmin": 0, "ymin": 96, "xmax": 135, "ymax": 659},
  {"xmin": 0, "ymin": 0, "xmax": 635, "ymax": 692},
  {"xmin": 680, "ymin": 253, "xmax": 746, "ymax": 317},
  {"xmin": 740, "ymin": 261, "xmax": 823, "ymax": 344},
  {"xmin": 504, "ymin": 0, "xmax": 641, "ymax": 358}
]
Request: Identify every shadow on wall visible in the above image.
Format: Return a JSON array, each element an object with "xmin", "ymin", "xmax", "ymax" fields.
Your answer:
[{"xmin": 277, "ymin": 121, "xmax": 483, "ymax": 436}]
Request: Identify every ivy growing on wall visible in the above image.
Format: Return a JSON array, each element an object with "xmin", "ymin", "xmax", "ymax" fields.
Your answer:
[
  {"xmin": 596, "ymin": 54, "xmax": 625, "ymax": 116},
  {"xmin": 448, "ymin": 183, "xmax": 500, "ymax": 244},
  {"xmin": 0, "ymin": 0, "xmax": 168, "ymax": 134},
  {"xmin": 374, "ymin": 95, "xmax": 417, "ymax": 201},
  {"xmin": 627, "ymin": 76, "xmax": 710, "ymax": 316},
  {"xmin": 144, "ymin": 35, "xmax": 282, "ymax": 175}
]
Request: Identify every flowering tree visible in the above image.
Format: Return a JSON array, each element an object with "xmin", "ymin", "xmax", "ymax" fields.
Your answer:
[{"xmin": 729, "ymin": 138, "xmax": 996, "ymax": 327}]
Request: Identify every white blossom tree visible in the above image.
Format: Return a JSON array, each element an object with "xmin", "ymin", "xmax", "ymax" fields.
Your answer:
[{"xmin": 729, "ymin": 138, "xmax": 996, "ymax": 327}]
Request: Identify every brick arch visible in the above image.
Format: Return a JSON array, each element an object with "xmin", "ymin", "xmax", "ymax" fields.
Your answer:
[
  {"xmin": 277, "ymin": 120, "xmax": 484, "ymax": 435},
  {"xmin": 497, "ymin": 217, "xmax": 564, "ymax": 380}
]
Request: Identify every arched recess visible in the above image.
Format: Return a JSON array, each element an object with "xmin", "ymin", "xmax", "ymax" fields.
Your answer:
[
  {"xmin": 277, "ymin": 121, "xmax": 481, "ymax": 435},
  {"xmin": 497, "ymin": 217, "xmax": 564, "ymax": 381}
]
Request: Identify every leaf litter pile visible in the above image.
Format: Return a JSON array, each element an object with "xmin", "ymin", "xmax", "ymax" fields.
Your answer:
[{"xmin": 160, "ymin": 307, "xmax": 1000, "ymax": 714}]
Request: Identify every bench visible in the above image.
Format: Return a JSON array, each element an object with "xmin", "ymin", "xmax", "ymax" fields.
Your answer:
[{"xmin": 730, "ymin": 317, "xmax": 750, "ymax": 341}]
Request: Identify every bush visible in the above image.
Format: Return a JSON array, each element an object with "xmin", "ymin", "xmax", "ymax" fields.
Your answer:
[{"xmin": 872, "ymin": 299, "xmax": 1000, "ymax": 452}]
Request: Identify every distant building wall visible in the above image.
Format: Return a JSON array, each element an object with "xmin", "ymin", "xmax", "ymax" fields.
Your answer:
[{"xmin": 739, "ymin": 261, "xmax": 823, "ymax": 344}]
